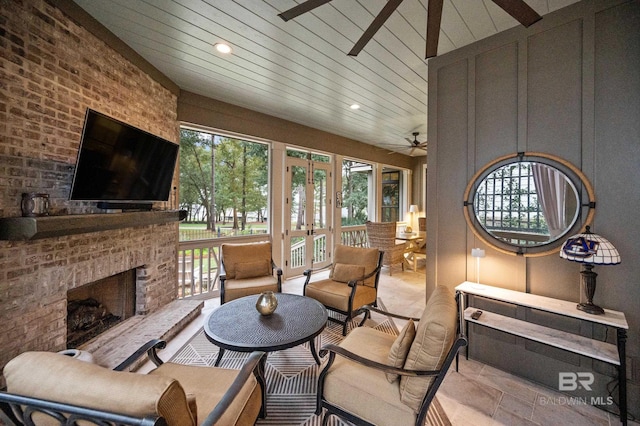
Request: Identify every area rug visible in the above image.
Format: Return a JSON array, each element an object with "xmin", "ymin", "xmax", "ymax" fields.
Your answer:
[{"xmin": 170, "ymin": 302, "xmax": 450, "ymax": 426}]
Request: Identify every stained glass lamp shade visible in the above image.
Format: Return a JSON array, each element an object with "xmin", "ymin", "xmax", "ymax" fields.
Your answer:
[{"xmin": 559, "ymin": 226, "xmax": 620, "ymax": 314}]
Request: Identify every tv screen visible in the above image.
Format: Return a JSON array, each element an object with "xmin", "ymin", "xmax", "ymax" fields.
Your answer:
[{"xmin": 70, "ymin": 109, "xmax": 178, "ymax": 203}]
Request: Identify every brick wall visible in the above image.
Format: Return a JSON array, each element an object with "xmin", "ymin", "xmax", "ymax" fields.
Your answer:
[{"xmin": 0, "ymin": 0, "xmax": 180, "ymax": 378}]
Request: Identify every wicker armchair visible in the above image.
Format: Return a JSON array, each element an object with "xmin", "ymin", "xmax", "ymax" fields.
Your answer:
[
  {"xmin": 365, "ymin": 221, "xmax": 408, "ymax": 275},
  {"xmin": 411, "ymin": 217, "xmax": 426, "ymax": 272}
]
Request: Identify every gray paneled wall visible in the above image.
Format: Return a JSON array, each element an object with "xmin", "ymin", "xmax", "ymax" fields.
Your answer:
[{"xmin": 427, "ymin": 0, "xmax": 639, "ymax": 419}]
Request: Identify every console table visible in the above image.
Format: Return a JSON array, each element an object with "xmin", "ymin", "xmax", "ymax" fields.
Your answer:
[{"xmin": 455, "ymin": 281, "xmax": 628, "ymax": 425}]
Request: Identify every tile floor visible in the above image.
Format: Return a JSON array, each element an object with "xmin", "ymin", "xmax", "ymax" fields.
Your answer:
[{"xmin": 146, "ymin": 264, "xmax": 636, "ymax": 426}]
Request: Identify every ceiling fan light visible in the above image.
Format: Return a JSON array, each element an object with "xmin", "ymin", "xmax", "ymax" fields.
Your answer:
[{"xmin": 214, "ymin": 43, "xmax": 232, "ymax": 54}]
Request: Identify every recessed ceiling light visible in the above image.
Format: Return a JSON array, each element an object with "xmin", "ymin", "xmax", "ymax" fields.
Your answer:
[
  {"xmin": 214, "ymin": 43, "xmax": 232, "ymax": 54},
  {"xmin": 350, "ymin": 104, "xmax": 360, "ymax": 110}
]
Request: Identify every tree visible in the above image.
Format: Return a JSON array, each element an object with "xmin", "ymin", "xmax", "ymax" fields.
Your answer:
[
  {"xmin": 215, "ymin": 138, "xmax": 268, "ymax": 230},
  {"xmin": 341, "ymin": 161, "xmax": 369, "ymax": 225},
  {"xmin": 179, "ymin": 130, "xmax": 214, "ymax": 227}
]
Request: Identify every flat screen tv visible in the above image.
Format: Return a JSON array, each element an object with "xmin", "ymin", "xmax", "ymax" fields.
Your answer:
[{"xmin": 70, "ymin": 109, "xmax": 179, "ymax": 206}]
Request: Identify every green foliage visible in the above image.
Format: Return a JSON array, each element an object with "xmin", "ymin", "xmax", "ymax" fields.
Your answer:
[
  {"xmin": 179, "ymin": 130, "xmax": 268, "ymax": 231},
  {"xmin": 341, "ymin": 160, "xmax": 369, "ymax": 225}
]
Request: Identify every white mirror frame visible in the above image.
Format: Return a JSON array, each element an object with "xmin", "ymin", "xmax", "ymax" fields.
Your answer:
[{"xmin": 463, "ymin": 152, "xmax": 595, "ymax": 257}]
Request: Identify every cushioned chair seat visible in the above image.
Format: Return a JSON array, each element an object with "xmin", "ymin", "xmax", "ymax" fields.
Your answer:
[
  {"xmin": 323, "ymin": 327, "xmax": 416, "ymax": 425},
  {"xmin": 223, "ymin": 276, "xmax": 280, "ymax": 302},
  {"xmin": 150, "ymin": 362, "xmax": 261, "ymax": 426},
  {"xmin": 305, "ymin": 279, "xmax": 377, "ymax": 312}
]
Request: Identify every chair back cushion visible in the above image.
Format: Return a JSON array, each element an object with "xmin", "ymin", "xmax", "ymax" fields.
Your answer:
[
  {"xmin": 4, "ymin": 351, "xmax": 195, "ymax": 426},
  {"xmin": 386, "ymin": 319, "xmax": 416, "ymax": 383},
  {"xmin": 331, "ymin": 263, "xmax": 365, "ymax": 283},
  {"xmin": 222, "ymin": 241, "xmax": 272, "ymax": 279},
  {"xmin": 331, "ymin": 245, "xmax": 380, "ymax": 287},
  {"xmin": 399, "ymin": 286, "xmax": 457, "ymax": 412}
]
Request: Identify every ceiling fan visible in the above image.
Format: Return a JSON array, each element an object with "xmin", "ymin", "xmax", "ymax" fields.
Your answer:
[
  {"xmin": 279, "ymin": 0, "xmax": 542, "ymax": 58},
  {"xmin": 382, "ymin": 132, "xmax": 427, "ymax": 156}
]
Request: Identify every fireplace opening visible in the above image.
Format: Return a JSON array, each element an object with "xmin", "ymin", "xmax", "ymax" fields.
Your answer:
[{"xmin": 67, "ymin": 269, "xmax": 136, "ymax": 348}]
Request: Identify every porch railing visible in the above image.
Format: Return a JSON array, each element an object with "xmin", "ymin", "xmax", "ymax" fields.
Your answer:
[{"xmin": 177, "ymin": 225, "xmax": 369, "ymax": 299}]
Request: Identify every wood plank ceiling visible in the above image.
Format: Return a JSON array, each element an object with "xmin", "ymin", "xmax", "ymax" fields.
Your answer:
[{"xmin": 72, "ymin": 0, "xmax": 579, "ymax": 156}]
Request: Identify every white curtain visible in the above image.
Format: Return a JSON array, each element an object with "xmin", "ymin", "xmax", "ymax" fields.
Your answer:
[{"xmin": 531, "ymin": 163, "xmax": 567, "ymax": 239}]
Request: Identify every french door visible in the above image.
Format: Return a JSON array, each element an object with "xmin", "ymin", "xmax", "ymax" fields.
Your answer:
[{"xmin": 284, "ymin": 155, "xmax": 333, "ymax": 277}]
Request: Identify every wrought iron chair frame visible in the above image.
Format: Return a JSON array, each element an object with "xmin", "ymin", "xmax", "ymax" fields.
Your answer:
[
  {"xmin": 316, "ymin": 305, "xmax": 468, "ymax": 426},
  {"xmin": 303, "ymin": 251, "xmax": 383, "ymax": 335},
  {"xmin": 0, "ymin": 340, "xmax": 266, "ymax": 426}
]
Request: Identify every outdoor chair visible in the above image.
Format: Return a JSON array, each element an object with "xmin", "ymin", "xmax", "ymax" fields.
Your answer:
[
  {"xmin": 411, "ymin": 217, "xmax": 427, "ymax": 272},
  {"xmin": 365, "ymin": 221, "xmax": 409, "ymax": 275},
  {"xmin": 303, "ymin": 244, "xmax": 383, "ymax": 335},
  {"xmin": 219, "ymin": 241, "xmax": 282, "ymax": 304},
  {"xmin": 0, "ymin": 340, "xmax": 265, "ymax": 426},
  {"xmin": 316, "ymin": 285, "xmax": 467, "ymax": 426}
]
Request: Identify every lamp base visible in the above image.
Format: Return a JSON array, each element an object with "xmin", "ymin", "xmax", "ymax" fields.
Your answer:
[{"xmin": 577, "ymin": 302, "xmax": 604, "ymax": 315}]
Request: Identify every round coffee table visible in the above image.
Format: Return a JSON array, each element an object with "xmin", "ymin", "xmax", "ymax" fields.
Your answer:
[
  {"xmin": 205, "ymin": 293, "xmax": 328, "ymax": 365},
  {"xmin": 204, "ymin": 293, "xmax": 327, "ymax": 416}
]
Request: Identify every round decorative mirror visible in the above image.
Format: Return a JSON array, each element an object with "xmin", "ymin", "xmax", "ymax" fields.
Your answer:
[{"xmin": 463, "ymin": 152, "xmax": 595, "ymax": 256}]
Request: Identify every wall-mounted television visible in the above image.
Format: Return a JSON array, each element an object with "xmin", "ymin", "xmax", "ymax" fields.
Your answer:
[{"xmin": 69, "ymin": 109, "xmax": 178, "ymax": 207}]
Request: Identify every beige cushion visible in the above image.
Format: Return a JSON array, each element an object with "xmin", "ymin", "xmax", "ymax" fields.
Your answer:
[
  {"xmin": 386, "ymin": 319, "xmax": 416, "ymax": 383},
  {"xmin": 4, "ymin": 352, "xmax": 195, "ymax": 426},
  {"xmin": 222, "ymin": 242, "xmax": 272, "ymax": 279},
  {"xmin": 223, "ymin": 275, "xmax": 279, "ymax": 303},
  {"xmin": 235, "ymin": 259, "xmax": 270, "ymax": 279},
  {"xmin": 150, "ymin": 362, "xmax": 261, "ymax": 426},
  {"xmin": 400, "ymin": 286, "xmax": 457, "ymax": 412},
  {"xmin": 305, "ymin": 278, "xmax": 377, "ymax": 312},
  {"xmin": 323, "ymin": 327, "xmax": 417, "ymax": 425},
  {"xmin": 331, "ymin": 263, "xmax": 365, "ymax": 283},
  {"xmin": 332, "ymin": 245, "xmax": 380, "ymax": 287}
]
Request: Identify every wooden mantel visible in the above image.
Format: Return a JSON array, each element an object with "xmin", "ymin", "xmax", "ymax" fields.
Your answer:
[{"xmin": 0, "ymin": 210, "xmax": 184, "ymax": 241}]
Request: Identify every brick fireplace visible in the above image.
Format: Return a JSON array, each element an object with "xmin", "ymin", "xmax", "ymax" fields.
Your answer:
[{"xmin": 0, "ymin": 0, "xmax": 182, "ymax": 386}]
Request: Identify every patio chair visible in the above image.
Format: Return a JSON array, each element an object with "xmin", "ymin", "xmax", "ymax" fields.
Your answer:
[
  {"xmin": 365, "ymin": 221, "xmax": 409, "ymax": 275},
  {"xmin": 316, "ymin": 285, "xmax": 466, "ymax": 426},
  {"xmin": 0, "ymin": 340, "xmax": 265, "ymax": 426},
  {"xmin": 303, "ymin": 244, "xmax": 383, "ymax": 335},
  {"xmin": 219, "ymin": 241, "xmax": 282, "ymax": 304},
  {"xmin": 411, "ymin": 217, "xmax": 426, "ymax": 272}
]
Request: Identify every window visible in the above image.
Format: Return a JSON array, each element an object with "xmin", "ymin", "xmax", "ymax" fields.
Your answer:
[
  {"xmin": 381, "ymin": 169, "xmax": 401, "ymax": 222},
  {"xmin": 474, "ymin": 162, "xmax": 547, "ymax": 245},
  {"xmin": 341, "ymin": 159, "xmax": 371, "ymax": 226},
  {"xmin": 179, "ymin": 128, "xmax": 269, "ymax": 241}
]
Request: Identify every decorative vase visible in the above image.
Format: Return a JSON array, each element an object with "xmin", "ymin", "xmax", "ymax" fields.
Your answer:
[{"xmin": 256, "ymin": 291, "xmax": 278, "ymax": 315}]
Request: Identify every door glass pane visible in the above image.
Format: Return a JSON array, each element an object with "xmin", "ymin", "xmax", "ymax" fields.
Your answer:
[
  {"xmin": 290, "ymin": 165, "xmax": 307, "ymax": 230},
  {"xmin": 382, "ymin": 170, "xmax": 400, "ymax": 222},
  {"xmin": 313, "ymin": 168, "xmax": 328, "ymax": 264},
  {"xmin": 313, "ymin": 169, "xmax": 327, "ymax": 229}
]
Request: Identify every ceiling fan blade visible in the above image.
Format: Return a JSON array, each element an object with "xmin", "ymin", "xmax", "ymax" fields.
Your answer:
[
  {"xmin": 426, "ymin": 0, "xmax": 443, "ymax": 59},
  {"xmin": 490, "ymin": 0, "xmax": 542, "ymax": 27},
  {"xmin": 278, "ymin": 0, "xmax": 333, "ymax": 22},
  {"xmin": 348, "ymin": 0, "xmax": 405, "ymax": 56}
]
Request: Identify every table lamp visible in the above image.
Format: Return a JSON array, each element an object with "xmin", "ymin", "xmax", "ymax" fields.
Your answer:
[
  {"xmin": 407, "ymin": 205, "xmax": 419, "ymax": 232},
  {"xmin": 471, "ymin": 248, "xmax": 485, "ymax": 287},
  {"xmin": 559, "ymin": 226, "xmax": 620, "ymax": 315}
]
